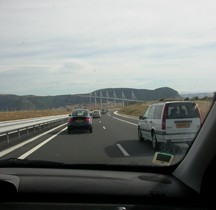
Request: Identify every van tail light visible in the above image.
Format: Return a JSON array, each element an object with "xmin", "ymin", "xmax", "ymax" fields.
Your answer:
[
  {"xmin": 162, "ymin": 105, "xmax": 168, "ymax": 130},
  {"xmin": 86, "ymin": 117, "xmax": 91, "ymax": 123},
  {"xmin": 68, "ymin": 118, "xmax": 73, "ymax": 123}
]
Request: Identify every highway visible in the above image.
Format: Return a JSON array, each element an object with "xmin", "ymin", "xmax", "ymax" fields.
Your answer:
[{"xmin": 0, "ymin": 112, "xmax": 182, "ymax": 166}]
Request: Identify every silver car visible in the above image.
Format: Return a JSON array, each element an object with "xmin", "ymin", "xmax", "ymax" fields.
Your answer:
[
  {"xmin": 138, "ymin": 101, "xmax": 202, "ymax": 150},
  {"xmin": 92, "ymin": 110, "xmax": 101, "ymax": 118}
]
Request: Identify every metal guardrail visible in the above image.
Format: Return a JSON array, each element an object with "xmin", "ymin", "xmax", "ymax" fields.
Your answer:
[{"xmin": 0, "ymin": 115, "xmax": 68, "ymax": 148}]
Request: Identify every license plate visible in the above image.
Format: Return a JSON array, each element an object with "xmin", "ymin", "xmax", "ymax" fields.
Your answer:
[
  {"xmin": 176, "ymin": 123, "xmax": 190, "ymax": 128},
  {"xmin": 76, "ymin": 120, "xmax": 83, "ymax": 123}
]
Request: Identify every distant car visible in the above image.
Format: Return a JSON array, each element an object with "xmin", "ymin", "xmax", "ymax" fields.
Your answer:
[
  {"xmin": 138, "ymin": 101, "xmax": 202, "ymax": 150},
  {"xmin": 67, "ymin": 108, "xmax": 93, "ymax": 133},
  {"xmin": 89, "ymin": 110, "xmax": 93, "ymax": 117},
  {"xmin": 101, "ymin": 109, "xmax": 107, "ymax": 114},
  {"xmin": 92, "ymin": 110, "xmax": 101, "ymax": 118},
  {"xmin": 101, "ymin": 109, "xmax": 105, "ymax": 114}
]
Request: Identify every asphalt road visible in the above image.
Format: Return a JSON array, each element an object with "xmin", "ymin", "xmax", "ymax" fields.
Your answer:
[{"xmin": 0, "ymin": 112, "xmax": 183, "ymax": 166}]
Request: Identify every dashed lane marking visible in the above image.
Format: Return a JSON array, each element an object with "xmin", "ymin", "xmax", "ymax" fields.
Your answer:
[{"xmin": 116, "ymin": 144, "xmax": 130, "ymax": 157}]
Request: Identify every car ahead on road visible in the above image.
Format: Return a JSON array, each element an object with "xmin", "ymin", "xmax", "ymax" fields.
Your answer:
[
  {"xmin": 101, "ymin": 109, "xmax": 108, "ymax": 114},
  {"xmin": 138, "ymin": 101, "xmax": 202, "ymax": 150},
  {"xmin": 92, "ymin": 110, "xmax": 101, "ymax": 118},
  {"xmin": 67, "ymin": 108, "xmax": 93, "ymax": 133}
]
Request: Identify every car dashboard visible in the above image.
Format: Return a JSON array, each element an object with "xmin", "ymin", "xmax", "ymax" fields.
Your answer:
[{"xmin": 0, "ymin": 167, "xmax": 210, "ymax": 210}]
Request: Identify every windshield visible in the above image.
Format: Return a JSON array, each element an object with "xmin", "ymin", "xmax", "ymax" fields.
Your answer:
[{"xmin": 0, "ymin": 0, "xmax": 215, "ymax": 168}]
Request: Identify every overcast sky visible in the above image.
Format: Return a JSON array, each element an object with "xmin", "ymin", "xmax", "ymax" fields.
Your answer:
[{"xmin": 0, "ymin": 0, "xmax": 216, "ymax": 96}]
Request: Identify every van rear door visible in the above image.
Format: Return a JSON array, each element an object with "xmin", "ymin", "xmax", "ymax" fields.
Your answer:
[{"xmin": 164, "ymin": 102, "xmax": 201, "ymax": 135}]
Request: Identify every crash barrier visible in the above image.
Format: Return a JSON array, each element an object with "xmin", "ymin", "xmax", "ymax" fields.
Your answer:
[{"xmin": 0, "ymin": 116, "xmax": 68, "ymax": 149}]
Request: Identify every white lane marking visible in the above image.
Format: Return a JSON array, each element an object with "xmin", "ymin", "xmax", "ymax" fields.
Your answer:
[
  {"xmin": 112, "ymin": 116, "xmax": 137, "ymax": 126},
  {"xmin": 103, "ymin": 126, "xmax": 106, "ymax": 129},
  {"xmin": 18, "ymin": 127, "xmax": 67, "ymax": 159},
  {"xmin": 99, "ymin": 121, "xmax": 101, "ymax": 123},
  {"xmin": 116, "ymin": 144, "xmax": 130, "ymax": 157},
  {"xmin": 0, "ymin": 123, "xmax": 67, "ymax": 158}
]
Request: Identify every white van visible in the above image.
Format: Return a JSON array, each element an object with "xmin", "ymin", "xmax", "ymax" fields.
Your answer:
[{"xmin": 138, "ymin": 101, "xmax": 202, "ymax": 150}]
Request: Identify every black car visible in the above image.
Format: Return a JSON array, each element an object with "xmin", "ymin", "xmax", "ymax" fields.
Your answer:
[{"xmin": 67, "ymin": 109, "xmax": 93, "ymax": 133}]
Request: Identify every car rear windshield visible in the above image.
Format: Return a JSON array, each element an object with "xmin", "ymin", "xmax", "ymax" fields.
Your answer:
[
  {"xmin": 166, "ymin": 103, "xmax": 200, "ymax": 119},
  {"xmin": 72, "ymin": 110, "xmax": 88, "ymax": 117}
]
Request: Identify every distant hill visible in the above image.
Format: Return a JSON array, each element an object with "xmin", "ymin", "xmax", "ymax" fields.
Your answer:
[
  {"xmin": 0, "ymin": 87, "xmax": 182, "ymax": 111},
  {"xmin": 92, "ymin": 87, "xmax": 182, "ymax": 101}
]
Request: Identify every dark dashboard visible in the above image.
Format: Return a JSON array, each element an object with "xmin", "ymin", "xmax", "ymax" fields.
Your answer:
[{"xmin": 0, "ymin": 167, "xmax": 209, "ymax": 210}]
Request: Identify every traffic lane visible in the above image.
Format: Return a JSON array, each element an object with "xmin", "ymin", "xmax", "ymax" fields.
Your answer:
[
  {"xmin": 0, "ymin": 120, "xmax": 108, "ymax": 162},
  {"xmin": 14, "ymin": 114, "xmax": 155, "ymax": 165},
  {"xmin": 100, "ymin": 114, "xmax": 156, "ymax": 165},
  {"xmin": 0, "ymin": 115, "xmax": 157, "ymax": 166},
  {"xmin": 102, "ymin": 113, "xmax": 187, "ymax": 165},
  {"xmin": 0, "ymin": 123, "xmax": 67, "ymax": 160},
  {"xmin": 17, "ymin": 118, "xmax": 127, "ymax": 164}
]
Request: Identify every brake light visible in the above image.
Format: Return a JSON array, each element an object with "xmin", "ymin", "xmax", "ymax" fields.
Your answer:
[
  {"xmin": 68, "ymin": 118, "xmax": 73, "ymax": 123},
  {"xmin": 162, "ymin": 105, "xmax": 168, "ymax": 130},
  {"xmin": 86, "ymin": 117, "xmax": 91, "ymax": 123}
]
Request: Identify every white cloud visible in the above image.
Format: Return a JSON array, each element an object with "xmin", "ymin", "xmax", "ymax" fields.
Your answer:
[{"xmin": 0, "ymin": 0, "xmax": 216, "ymax": 95}]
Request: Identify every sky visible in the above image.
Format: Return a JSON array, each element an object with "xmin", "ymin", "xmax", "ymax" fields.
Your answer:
[{"xmin": 0, "ymin": 0, "xmax": 216, "ymax": 96}]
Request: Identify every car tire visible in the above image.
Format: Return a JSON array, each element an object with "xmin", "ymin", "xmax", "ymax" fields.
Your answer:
[
  {"xmin": 89, "ymin": 128, "xmax": 93, "ymax": 133},
  {"xmin": 138, "ymin": 127, "xmax": 144, "ymax": 142},
  {"xmin": 152, "ymin": 132, "xmax": 159, "ymax": 151}
]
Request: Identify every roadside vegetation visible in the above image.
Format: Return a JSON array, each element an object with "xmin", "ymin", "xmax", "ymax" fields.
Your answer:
[
  {"xmin": 118, "ymin": 99, "xmax": 213, "ymax": 120},
  {"xmin": 0, "ymin": 110, "xmax": 69, "ymax": 121}
]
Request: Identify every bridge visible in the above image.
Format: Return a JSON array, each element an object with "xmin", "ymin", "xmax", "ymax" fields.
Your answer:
[{"xmin": 80, "ymin": 90, "xmax": 145, "ymax": 109}]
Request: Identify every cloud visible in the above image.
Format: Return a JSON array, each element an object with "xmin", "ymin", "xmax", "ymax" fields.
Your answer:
[{"xmin": 0, "ymin": 0, "xmax": 216, "ymax": 95}]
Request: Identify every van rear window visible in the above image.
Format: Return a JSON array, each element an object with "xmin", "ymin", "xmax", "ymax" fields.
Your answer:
[{"xmin": 166, "ymin": 103, "xmax": 200, "ymax": 119}]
